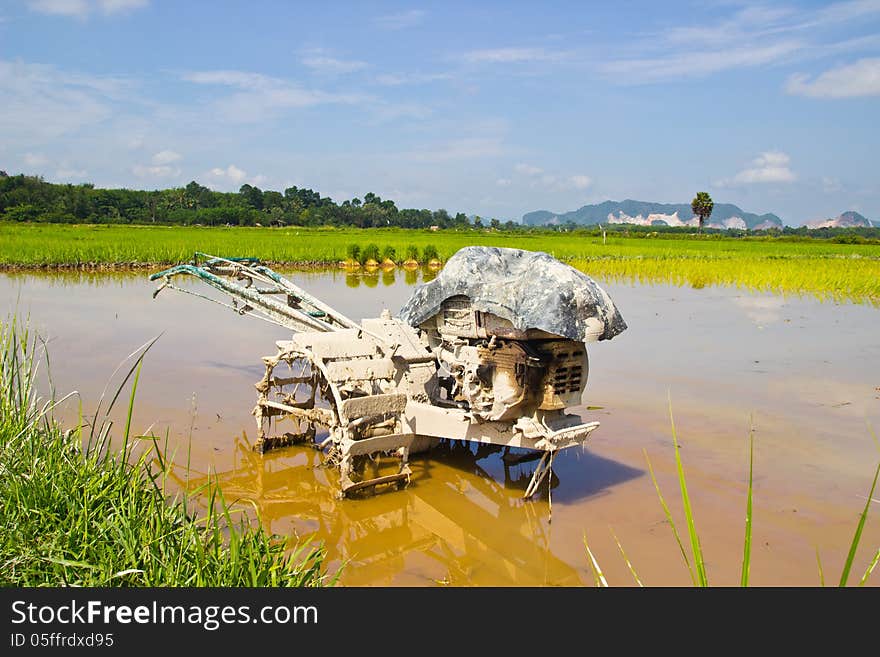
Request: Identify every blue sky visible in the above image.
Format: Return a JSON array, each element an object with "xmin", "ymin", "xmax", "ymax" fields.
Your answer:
[{"xmin": 1, "ymin": 1, "xmax": 879, "ymax": 225}]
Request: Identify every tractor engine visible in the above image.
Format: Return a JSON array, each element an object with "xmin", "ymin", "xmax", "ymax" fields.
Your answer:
[{"xmin": 420, "ymin": 295, "xmax": 588, "ymax": 422}]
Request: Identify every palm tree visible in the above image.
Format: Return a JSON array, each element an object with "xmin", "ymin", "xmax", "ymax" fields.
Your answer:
[{"xmin": 691, "ymin": 192, "xmax": 714, "ymax": 234}]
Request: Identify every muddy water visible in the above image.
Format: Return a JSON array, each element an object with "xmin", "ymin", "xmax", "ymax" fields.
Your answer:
[{"xmin": 3, "ymin": 268, "xmax": 879, "ymax": 586}]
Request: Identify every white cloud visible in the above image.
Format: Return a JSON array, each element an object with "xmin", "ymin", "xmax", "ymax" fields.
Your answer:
[
  {"xmin": 132, "ymin": 164, "xmax": 179, "ymax": 178},
  {"xmin": 182, "ymin": 69, "xmax": 369, "ymax": 122},
  {"xmin": 374, "ymin": 10, "xmax": 425, "ymax": 30},
  {"xmin": 603, "ymin": 0, "xmax": 880, "ymax": 84},
  {"xmin": 785, "ymin": 58, "xmax": 880, "ymax": 97},
  {"xmin": 55, "ymin": 167, "xmax": 88, "ymax": 180},
  {"xmin": 28, "ymin": 0, "xmax": 148, "ymax": 18},
  {"xmin": 462, "ymin": 48, "xmax": 565, "ymax": 64},
  {"xmin": 205, "ymin": 165, "xmax": 266, "ymax": 190},
  {"xmin": 734, "ymin": 296, "xmax": 785, "ymax": 326},
  {"xmin": 370, "ymin": 102, "xmax": 433, "ymax": 123},
  {"xmin": 28, "ymin": 0, "xmax": 88, "ymax": 16},
  {"xmin": 409, "ymin": 138, "xmax": 505, "ymax": 162},
  {"xmin": 375, "ymin": 72, "xmax": 452, "ymax": 86},
  {"xmin": 509, "ymin": 164, "xmax": 592, "ymax": 191},
  {"xmin": 515, "ymin": 163, "xmax": 543, "ymax": 176},
  {"xmin": 302, "ymin": 56, "xmax": 368, "ymax": 76},
  {"xmin": 152, "ymin": 149, "xmax": 181, "ymax": 165},
  {"xmin": 98, "ymin": 0, "xmax": 148, "ymax": 13},
  {"xmin": 570, "ymin": 175, "xmax": 592, "ymax": 190},
  {"xmin": 603, "ymin": 41, "xmax": 803, "ymax": 82},
  {"xmin": 23, "ymin": 152, "xmax": 48, "ymax": 167},
  {"xmin": 209, "ymin": 165, "xmax": 247, "ymax": 184},
  {"xmin": 0, "ymin": 59, "xmax": 126, "ymax": 142},
  {"xmin": 717, "ymin": 151, "xmax": 797, "ymax": 186},
  {"xmin": 814, "ymin": 0, "xmax": 880, "ymax": 25},
  {"xmin": 822, "ymin": 176, "xmax": 843, "ymax": 193}
]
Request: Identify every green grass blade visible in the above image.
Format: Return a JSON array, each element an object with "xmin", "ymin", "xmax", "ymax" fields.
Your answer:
[
  {"xmin": 644, "ymin": 448, "xmax": 696, "ymax": 585},
  {"xmin": 122, "ymin": 357, "xmax": 143, "ymax": 457},
  {"xmin": 610, "ymin": 528, "xmax": 643, "ymax": 587},
  {"xmin": 668, "ymin": 396, "xmax": 708, "ymax": 587},
  {"xmin": 839, "ymin": 456, "xmax": 880, "ymax": 586},
  {"xmin": 816, "ymin": 548, "xmax": 825, "ymax": 587},
  {"xmin": 582, "ymin": 531, "xmax": 608, "ymax": 587},
  {"xmin": 859, "ymin": 548, "xmax": 879, "ymax": 586},
  {"xmin": 741, "ymin": 421, "xmax": 755, "ymax": 587}
]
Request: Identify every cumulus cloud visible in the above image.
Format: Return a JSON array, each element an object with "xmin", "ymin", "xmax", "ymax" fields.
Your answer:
[
  {"xmin": 785, "ymin": 57, "xmax": 880, "ymax": 97},
  {"xmin": 209, "ymin": 164, "xmax": 247, "ymax": 184},
  {"xmin": 132, "ymin": 164, "xmax": 179, "ymax": 178},
  {"xmin": 151, "ymin": 149, "xmax": 181, "ymax": 165},
  {"xmin": 28, "ymin": 0, "xmax": 149, "ymax": 18},
  {"xmin": 570, "ymin": 174, "xmax": 592, "ymax": 190},
  {"xmin": 717, "ymin": 151, "xmax": 797, "ymax": 186},
  {"xmin": 204, "ymin": 164, "xmax": 266, "ymax": 190}
]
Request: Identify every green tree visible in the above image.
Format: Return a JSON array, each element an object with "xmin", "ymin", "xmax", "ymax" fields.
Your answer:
[{"xmin": 691, "ymin": 192, "xmax": 714, "ymax": 234}]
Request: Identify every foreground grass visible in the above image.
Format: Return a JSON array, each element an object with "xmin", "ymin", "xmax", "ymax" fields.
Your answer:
[
  {"xmin": 0, "ymin": 318, "xmax": 329, "ymax": 586},
  {"xmin": 3, "ymin": 223, "xmax": 880, "ymax": 304}
]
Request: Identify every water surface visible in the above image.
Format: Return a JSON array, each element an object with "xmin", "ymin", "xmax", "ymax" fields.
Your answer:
[{"xmin": 4, "ymin": 268, "xmax": 878, "ymax": 586}]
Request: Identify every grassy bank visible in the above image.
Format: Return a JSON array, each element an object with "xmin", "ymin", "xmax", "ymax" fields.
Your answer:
[
  {"xmin": 2, "ymin": 223, "xmax": 880, "ymax": 303},
  {"xmin": 0, "ymin": 318, "xmax": 329, "ymax": 586}
]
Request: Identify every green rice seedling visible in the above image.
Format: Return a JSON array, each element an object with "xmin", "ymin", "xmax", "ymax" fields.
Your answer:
[
  {"xmin": 345, "ymin": 243, "xmax": 361, "ymax": 263},
  {"xmin": 362, "ymin": 243, "xmax": 380, "ymax": 264},
  {"xmin": 2, "ymin": 222, "xmax": 879, "ymax": 300},
  {"xmin": 422, "ymin": 244, "xmax": 439, "ymax": 262},
  {"xmin": 381, "ymin": 245, "xmax": 397, "ymax": 263}
]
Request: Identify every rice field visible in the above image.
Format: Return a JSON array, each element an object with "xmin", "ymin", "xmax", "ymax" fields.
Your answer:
[{"xmin": 2, "ymin": 223, "xmax": 880, "ymax": 304}]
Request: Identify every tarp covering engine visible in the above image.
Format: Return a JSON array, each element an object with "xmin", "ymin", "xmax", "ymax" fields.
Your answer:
[{"xmin": 397, "ymin": 246, "xmax": 627, "ymax": 343}]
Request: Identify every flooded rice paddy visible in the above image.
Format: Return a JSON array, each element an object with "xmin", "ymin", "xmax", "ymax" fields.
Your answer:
[{"xmin": 3, "ymin": 267, "xmax": 879, "ymax": 586}]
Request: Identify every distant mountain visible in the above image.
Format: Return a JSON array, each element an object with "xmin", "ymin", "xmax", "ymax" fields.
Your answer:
[
  {"xmin": 805, "ymin": 210, "xmax": 874, "ymax": 229},
  {"xmin": 522, "ymin": 199, "xmax": 783, "ymax": 230}
]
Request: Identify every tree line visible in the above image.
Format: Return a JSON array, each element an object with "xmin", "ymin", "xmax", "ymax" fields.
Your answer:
[
  {"xmin": 1, "ymin": 172, "xmax": 877, "ymax": 240},
  {"xmin": 0, "ymin": 172, "xmax": 500, "ymax": 230}
]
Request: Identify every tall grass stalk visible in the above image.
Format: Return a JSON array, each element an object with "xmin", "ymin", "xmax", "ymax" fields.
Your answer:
[
  {"xmin": 584, "ymin": 406, "xmax": 878, "ymax": 586},
  {"xmin": 667, "ymin": 399, "xmax": 708, "ymax": 586},
  {"xmin": 0, "ymin": 316, "xmax": 329, "ymax": 586},
  {"xmin": 838, "ymin": 439, "xmax": 880, "ymax": 586},
  {"xmin": 741, "ymin": 421, "xmax": 755, "ymax": 587}
]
